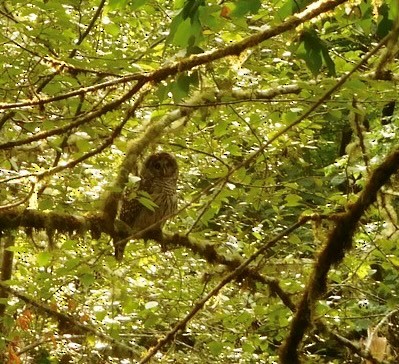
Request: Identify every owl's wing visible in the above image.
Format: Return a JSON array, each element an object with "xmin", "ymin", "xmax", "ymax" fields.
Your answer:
[
  {"xmin": 113, "ymin": 186, "xmax": 145, "ymax": 261},
  {"xmin": 119, "ymin": 186, "xmax": 144, "ymax": 226}
]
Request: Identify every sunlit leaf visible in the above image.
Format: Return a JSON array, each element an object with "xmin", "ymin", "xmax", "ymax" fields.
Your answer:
[
  {"xmin": 208, "ymin": 341, "xmax": 224, "ymax": 355},
  {"xmin": 36, "ymin": 252, "xmax": 52, "ymax": 267}
]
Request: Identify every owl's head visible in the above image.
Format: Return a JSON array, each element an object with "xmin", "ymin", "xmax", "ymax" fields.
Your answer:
[{"xmin": 142, "ymin": 152, "xmax": 179, "ymax": 179}]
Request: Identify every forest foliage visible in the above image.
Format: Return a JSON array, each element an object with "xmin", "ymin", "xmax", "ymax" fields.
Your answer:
[{"xmin": 1, "ymin": 0, "xmax": 399, "ymax": 363}]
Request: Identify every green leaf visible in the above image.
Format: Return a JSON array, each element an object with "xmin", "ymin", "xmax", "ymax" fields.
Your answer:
[
  {"xmin": 214, "ymin": 119, "xmax": 229, "ymax": 136},
  {"xmin": 167, "ymin": 9, "xmax": 203, "ymax": 48},
  {"xmin": 304, "ymin": 49, "xmax": 322, "ymax": 77},
  {"xmin": 282, "ymin": 110, "xmax": 298, "ymax": 124},
  {"xmin": 170, "ymin": 73, "xmax": 198, "ymax": 102},
  {"xmin": 103, "ymin": 22, "xmax": 120, "ymax": 36},
  {"xmin": 61, "ymin": 239, "xmax": 77, "ymax": 250},
  {"xmin": 277, "ymin": 0, "xmax": 295, "ymax": 20},
  {"xmin": 376, "ymin": 3, "xmax": 395, "ymax": 38},
  {"xmin": 288, "ymin": 234, "xmax": 301, "ymax": 245},
  {"xmin": 296, "ymin": 30, "xmax": 325, "ymax": 76},
  {"xmin": 198, "ymin": 5, "xmax": 221, "ymax": 31},
  {"xmin": 171, "ymin": 17, "xmax": 192, "ymax": 47},
  {"xmin": 36, "ymin": 252, "xmax": 52, "ymax": 267},
  {"xmin": 131, "ymin": 0, "xmax": 148, "ymax": 11},
  {"xmin": 75, "ymin": 138, "xmax": 91, "ymax": 153},
  {"xmin": 356, "ymin": 264, "xmax": 370, "ymax": 279},
  {"xmin": 143, "ymin": 312, "xmax": 159, "ymax": 328},
  {"xmin": 242, "ymin": 340, "xmax": 255, "ymax": 353},
  {"xmin": 95, "ymin": 310, "xmax": 107, "ymax": 321},
  {"xmin": 138, "ymin": 192, "xmax": 158, "ymax": 211},
  {"xmin": 226, "ymin": 143, "xmax": 241, "ymax": 156},
  {"xmin": 107, "ymin": 0, "xmax": 129, "ymax": 10},
  {"xmin": 285, "ymin": 194, "xmax": 302, "ymax": 207},
  {"xmin": 182, "ymin": 0, "xmax": 205, "ymax": 20},
  {"xmin": 79, "ymin": 273, "xmax": 95, "ymax": 287},
  {"xmin": 232, "ymin": 0, "xmax": 261, "ymax": 17},
  {"xmin": 200, "ymin": 204, "xmax": 220, "ymax": 225},
  {"xmin": 321, "ymin": 45, "xmax": 336, "ymax": 76},
  {"xmin": 123, "ymin": 297, "xmax": 140, "ymax": 314},
  {"xmin": 208, "ymin": 341, "xmax": 224, "ymax": 355},
  {"xmin": 155, "ymin": 83, "xmax": 170, "ymax": 103}
]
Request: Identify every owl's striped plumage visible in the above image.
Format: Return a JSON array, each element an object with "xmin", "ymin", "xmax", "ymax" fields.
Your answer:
[{"xmin": 114, "ymin": 152, "xmax": 178, "ymax": 261}]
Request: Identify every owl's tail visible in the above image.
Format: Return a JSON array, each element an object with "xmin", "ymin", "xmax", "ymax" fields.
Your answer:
[
  {"xmin": 112, "ymin": 219, "xmax": 132, "ymax": 261},
  {"xmin": 113, "ymin": 237, "xmax": 128, "ymax": 261}
]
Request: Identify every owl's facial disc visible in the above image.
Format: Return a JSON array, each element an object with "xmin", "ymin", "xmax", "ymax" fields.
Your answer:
[
  {"xmin": 146, "ymin": 152, "xmax": 178, "ymax": 178},
  {"xmin": 153, "ymin": 160, "xmax": 167, "ymax": 176}
]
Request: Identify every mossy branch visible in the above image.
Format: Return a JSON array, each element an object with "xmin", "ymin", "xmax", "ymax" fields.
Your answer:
[
  {"xmin": 280, "ymin": 146, "xmax": 399, "ymax": 364},
  {"xmin": 0, "ymin": 208, "xmax": 106, "ymax": 239},
  {"xmin": 0, "ymin": 207, "xmax": 296, "ymax": 310},
  {"xmin": 0, "ymin": 0, "xmax": 345, "ymax": 113}
]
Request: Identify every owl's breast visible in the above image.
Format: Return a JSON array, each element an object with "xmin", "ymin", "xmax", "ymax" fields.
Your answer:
[{"xmin": 130, "ymin": 183, "xmax": 177, "ymax": 232}]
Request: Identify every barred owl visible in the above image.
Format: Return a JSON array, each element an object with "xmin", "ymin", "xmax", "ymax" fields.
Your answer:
[{"xmin": 113, "ymin": 152, "xmax": 179, "ymax": 261}]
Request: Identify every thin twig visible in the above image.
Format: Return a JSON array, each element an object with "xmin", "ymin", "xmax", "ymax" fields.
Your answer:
[{"xmin": 139, "ymin": 217, "xmax": 309, "ymax": 363}]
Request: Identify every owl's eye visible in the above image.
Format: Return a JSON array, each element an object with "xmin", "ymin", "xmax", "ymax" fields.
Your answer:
[{"xmin": 153, "ymin": 161, "xmax": 162, "ymax": 169}]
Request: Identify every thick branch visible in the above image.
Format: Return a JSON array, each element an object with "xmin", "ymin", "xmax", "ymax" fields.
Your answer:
[
  {"xmin": 0, "ymin": 73, "xmax": 145, "ymax": 111},
  {"xmin": 0, "ymin": 206, "xmax": 297, "ymax": 311},
  {"xmin": 0, "ymin": 234, "xmax": 15, "ymax": 330},
  {"xmin": 280, "ymin": 146, "xmax": 399, "ymax": 364},
  {"xmin": 0, "ymin": 0, "xmax": 346, "ymax": 112},
  {"xmin": 0, "ymin": 208, "xmax": 107, "ymax": 239}
]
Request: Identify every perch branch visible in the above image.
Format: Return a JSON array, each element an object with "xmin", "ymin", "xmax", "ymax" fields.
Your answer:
[{"xmin": 0, "ymin": 204, "xmax": 296, "ymax": 310}]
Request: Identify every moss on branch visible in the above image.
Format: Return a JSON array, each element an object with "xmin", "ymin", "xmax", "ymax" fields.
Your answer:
[
  {"xmin": 280, "ymin": 146, "xmax": 399, "ymax": 364},
  {"xmin": 0, "ymin": 207, "xmax": 295, "ymax": 311},
  {"xmin": 0, "ymin": 208, "xmax": 106, "ymax": 239}
]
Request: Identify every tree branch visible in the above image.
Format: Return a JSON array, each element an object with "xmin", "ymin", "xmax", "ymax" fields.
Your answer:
[
  {"xmin": 139, "ymin": 218, "xmax": 308, "ymax": 363},
  {"xmin": 0, "ymin": 79, "xmax": 147, "ymax": 150},
  {"xmin": 36, "ymin": 0, "xmax": 108, "ymax": 93},
  {"xmin": 280, "ymin": 146, "xmax": 399, "ymax": 363},
  {"xmin": 0, "ymin": 282, "xmax": 140, "ymax": 359},
  {"xmin": 0, "ymin": 0, "xmax": 346, "ymax": 112},
  {"xmin": 0, "ymin": 234, "xmax": 15, "ymax": 333},
  {"xmin": 0, "ymin": 204, "xmax": 297, "ymax": 310}
]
